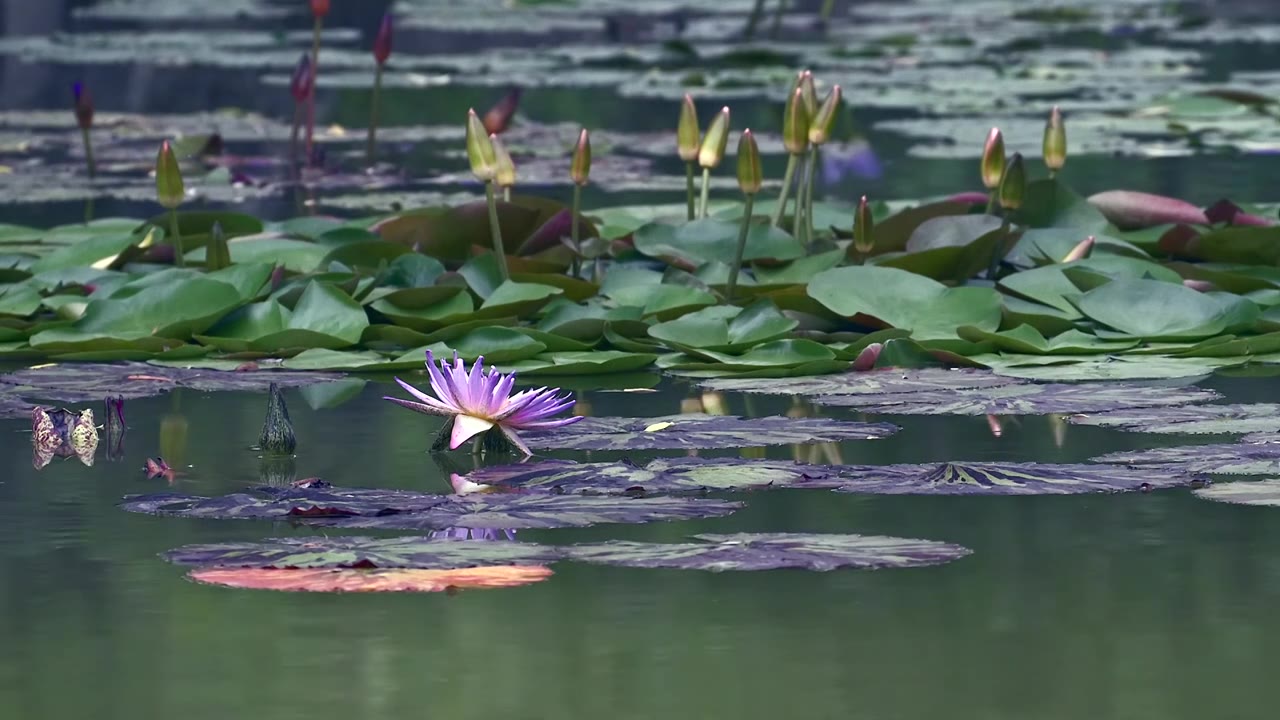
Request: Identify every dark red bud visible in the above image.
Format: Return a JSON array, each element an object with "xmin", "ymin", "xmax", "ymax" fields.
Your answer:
[
  {"xmin": 290, "ymin": 53, "xmax": 314, "ymax": 104},
  {"xmin": 72, "ymin": 83, "xmax": 93, "ymax": 130},
  {"xmin": 373, "ymin": 13, "xmax": 393, "ymax": 65},
  {"xmin": 310, "ymin": 0, "xmax": 330, "ymax": 18},
  {"xmin": 483, "ymin": 87, "xmax": 522, "ymax": 135}
]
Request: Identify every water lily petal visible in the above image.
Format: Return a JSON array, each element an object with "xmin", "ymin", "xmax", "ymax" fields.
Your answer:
[
  {"xmin": 424, "ymin": 351, "xmax": 459, "ymax": 409},
  {"xmin": 393, "ymin": 377, "xmax": 455, "ymax": 414},
  {"xmin": 498, "ymin": 423, "xmax": 533, "ymax": 457},
  {"xmin": 384, "ymin": 396, "xmax": 453, "ymax": 417},
  {"xmin": 450, "ymin": 415, "xmax": 495, "ymax": 449}
]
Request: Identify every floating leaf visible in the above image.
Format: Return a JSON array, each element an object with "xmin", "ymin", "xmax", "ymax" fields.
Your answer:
[
  {"xmin": 1069, "ymin": 404, "xmax": 1280, "ymax": 435},
  {"xmin": 814, "ymin": 382, "xmax": 1218, "ymax": 415},
  {"xmin": 633, "ymin": 218, "xmax": 804, "ymax": 268},
  {"xmin": 701, "ymin": 367, "xmax": 1022, "ymax": 396},
  {"xmin": 524, "ymin": 413, "xmax": 897, "ymax": 451},
  {"xmin": 808, "ymin": 265, "xmax": 1002, "ymax": 340},
  {"xmin": 165, "ymin": 535, "xmax": 561, "ymax": 569},
  {"xmin": 188, "ymin": 566, "xmax": 554, "ymax": 593},
  {"xmin": 1072, "ymin": 278, "xmax": 1260, "ymax": 340},
  {"xmin": 647, "ymin": 301, "xmax": 796, "ymax": 353},
  {"xmin": 833, "ymin": 461, "xmax": 1197, "ymax": 495},
  {"xmin": 1094, "ymin": 439, "xmax": 1280, "ymax": 476},
  {"xmin": 1193, "ymin": 480, "xmax": 1280, "ymax": 508}
]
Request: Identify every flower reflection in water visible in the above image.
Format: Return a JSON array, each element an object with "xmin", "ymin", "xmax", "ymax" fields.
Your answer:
[{"xmin": 31, "ymin": 407, "xmax": 99, "ymax": 469}]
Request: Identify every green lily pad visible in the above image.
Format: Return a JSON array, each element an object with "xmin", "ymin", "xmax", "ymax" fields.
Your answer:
[
  {"xmin": 1072, "ymin": 278, "xmax": 1260, "ymax": 340},
  {"xmin": 647, "ymin": 300, "xmax": 796, "ymax": 353},
  {"xmin": 808, "ymin": 266, "xmax": 1002, "ymax": 340},
  {"xmin": 633, "ymin": 218, "xmax": 805, "ymax": 267},
  {"xmin": 814, "ymin": 381, "xmax": 1218, "ymax": 415},
  {"xmin": 1193, "ymin": 479, "xmax": 1280, "ymax": 507},
  {"xmin": 957, "ymin": 325, "xmax": 1139, "ymax": 355},
  {"xmin": 494, "ymin": 350, "xmax": 657, "ymax": 375}
]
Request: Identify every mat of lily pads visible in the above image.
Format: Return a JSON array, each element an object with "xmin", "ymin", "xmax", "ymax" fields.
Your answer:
[
  {"xmin": 523, "ymin": 413, "xmax": 897, "ymax": 451},
  {"xmin": 163, "ymin": 532, "xmax": 973, "ymax": 572},
  {"xmin": 699, "ymin": 368, "xmax": 1024, "ymax": 396},
  {"xmin": 812, "ymin": 382, "xmax": 1220, "ymax": 415},
  {"xmin": 462, "ymin": 458, "xmax": 1198, "ymax": 495},
  {"xmin": 120, "ymin": 484, "xmax": 742, "ymax": 530},
  {"xmin": 1068, "ymin": 404, "xmax": 1280, "ymax": 435},
  {"xmin": 1193, "ymin": 480, "xmax": 1280, "ymax": 508}
]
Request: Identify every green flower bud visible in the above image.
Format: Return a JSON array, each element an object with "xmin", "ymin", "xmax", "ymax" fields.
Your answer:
[
  {"xmin": 981, "ymin": 127, "xmax": 1005, "ymax": 190},
  {"xmin": 490, "ymin": 132, "xmax": 516, "ymax": 189},
  {"xmin": 466, "ymin": 108, "xmax": 498, "ymax": 182},
  {"xmin": 797, "ymin": 70, "xmax": 817, "ymax": 118},
  {"xmin": 677, "ymin": 93, "xmax": 700, "ymax": 162},
  {"xmin": 206, "ymin": 220, "xmax": 231, "ymax": 271},
  {"xmin": 998, "ymin": 152, "xmax": 1025, "ymax": 212},
  {"xmin": 155, "ymin": 140, "xmax": 184, "ymax": 209},
  {"xmin": 854, "ymin": 195, "xmax": 874, "ymax": 254},
  {"xmin": 1043, "ymin": 105, "xmax": 1067, "ymax": 172},
  {"xmin": 807, "ymin": 85, "xmax": 841, "ymax": 146},
  {"xmin": 698, "ymin": 106, "xmax": 731, "ymax": 169},
  {"xmin": 782, "ymin": 87, "xmax": 810, "ymax": 155},
  {"xmin": 736, "ymin": 129, "xmax": 762, "ymax": 195},
  {"xmin": 571, "ymin": 128, "xmax": 591, "ymax": 186}
]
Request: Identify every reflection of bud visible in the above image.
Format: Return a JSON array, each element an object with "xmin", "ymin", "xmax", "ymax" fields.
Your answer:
[
  {"xmin": 680, "ymin": 397, "xmax": 704, "ymax": 414},
  {"xmin": 700, "ymin": 392, "xmax": 728, "ymax": 416},
  {"xmin": 258, "ymin": 383, "xmax": 297, "ymax": 455},
  {"xmin": 785, "ymin": 398, "xmax": 812, "ymax": 419},
  {"xmin": 1048, "ymin": 414, "xmax": 1067, "ymax": 449},
  {"xmin": 258, "ymin": 455, "xmax": 298, "ymax": 487},
  {"xmin": 981, "ymin": 128, "xmax": 1005, "ymax": 190},
  {"xmin": 160, "ymin": 413, "xmax": 188, "ymax": 469},
  {"xmin": 986, "ymin": 414, "xmax": 1004, "ymax": 438},
  {"xmin": 572, "ymin": 395, "xmax": 593, "ymax": 418}
]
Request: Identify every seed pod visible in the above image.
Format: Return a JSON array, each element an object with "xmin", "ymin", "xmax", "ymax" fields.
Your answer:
[
  {"xmin": 373, "ymin": 13, "xmax": 393, "ymax": 65},
  {"xmin": 782, "ymin": 87, "xmax": 809, "ymax": 155},
  {"xmin": 155, "ymin": 140, "xmax": 185, "ymax": 209},
  {"xmin": 736, "ymin": 129, "xmax": 762, "ymax": 195},
  {"xmin": 465, "ymin": 108, "xmax": 498, "ymax": 181},
  {"xmin": 571, "ymin": 128, "xmax": 591, "ymax": 186},
  {"xmin": 981, "ymin": 128, "xmax": 1005, "ymax": 190},
  {"xmin": 698, "ymin": 106, "xmax": 731, "ymax": 169},
  {"xmin": 854, "ymin": 195, "xmax": 874, "ymax": 254},
  {"xmin": 72, "ymin": 83, "xmax": 93, "ymax": 130},
  {"xmin": 998, "ymin": 152, "xmax": 1026, "ymax": 212},
  {"xmin": 491, "ymin": 133, "xmax": 516, "ymax": 189},
  {"xmin": 808, "ymin": 85, "xmax": 842, "ymax": 146},
  {"xmin": 677, "ymin": 93, "xmax": 700, "ymax": 162},
  {"xmin": 1043, "ymin": 105, "xmax": 1067, "ymax": 172}
]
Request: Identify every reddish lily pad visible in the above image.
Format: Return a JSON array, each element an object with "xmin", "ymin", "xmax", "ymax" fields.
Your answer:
[
  {"xmin": 189, "ymin": 565, "xmax": 555, "ymax": 593},
  {"xmin": 523, "ymin": 413, "xmax": 897, "ymax": 451},
  {"xmin": 699, "ymin": 367, "xmax": 1023, "ymax": 396},
  {"xmin": 564, "ymin": 533, "xmax": 972, "ymax": 572},
  {"xmin": 814, "ymin": 382, "xmax": 1219, "ymax": 415},
  {"xmin": 165, "ymin": 535, "xmax": 560, "ymax": 569},
  {"xmin": 1069, "ymin": 404, "xmax": 1280, "ymax": 434},
  {"xmin": 121, "ymin": 485, "xmax": 741, "ymax": 529}
]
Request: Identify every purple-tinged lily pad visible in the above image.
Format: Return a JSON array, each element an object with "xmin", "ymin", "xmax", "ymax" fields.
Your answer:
[
  {"xmin": 814, "ymin": 382, "xmax": 1219, "ymax": 415},
  {"xmin": 121, "ymin": 485, "xmax": 741, "ymax": 530},
  {"xmin": 165, "ymin": 536, "xmax": 560, "ymax": 569},
  {"xmin": 523, "ymin": 413, "xmax": 897, "ymax": 451},
  {"xmin": 564, "ymin": 533, "xmax": 972, "ymax": 572},
  {"xmin": 0, "ymin": 362, "xmax": 341, "ymax": 411},
  {"xmin": 1069, "ymin": 404, "xmax": 1280, "ymax": 435},
  {"xmin": 1193, "ymin": 480, "xmax": 1280, "ymax": 507},
  {"xmin": 699, "ymin": 367, "xmax": 1022, "ymax": 397},
  {"xmin": 833, "ymin": 462, "xmax": 1195, "ymax": 495},
  {"xmin": 643, "ymin": 457, "xmax": 849, "ymax": 491},
  {"xmin": 1094, "ymin": 440, "xmax": 1280, "ymax": 476},
  {"xmin": 463, "ymin": 460, "xmax": 673, "ymax": 494}
]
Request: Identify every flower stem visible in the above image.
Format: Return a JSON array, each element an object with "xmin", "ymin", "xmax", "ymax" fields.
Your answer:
[
  {"xmin": 80, "ymin": 127, "xmax": 96, "ymax": 179},
  {"xmin": 484, "ymin": 181, "xmax": 509, "ymax": 281},
  {"xmin": 987, "ymin": 218, "xmax": 1010, "ymax": 279},
  {"xmin": 168, "ymin": 207, "xmax": 184, "ymax": 268},
  {"xmin": 770, "ymin": 154, "xmax": 797, "ymax": 227},
  {"xmin": 570, "ymin": 183, "xmax": 582, "ymax": 278},
  {"xmin": 1048, "ymin": 169, "xmax": 1057, "ymax": 180},
  {"xmin": 769, "ymin": 0, "xmax": 787, "ymax": 37},
  {"xmin": 698, "ymin": 167, "xmax": 712, "ymax": 219},
  {"xmin": 726, "ymin": 194, "xmax": 755, "ymax": 302},
  {"xmin": 366, "ymin": 63, "xmax": 383, "ymax": 165},
  {"xmin": 985, "ymin": 190, "xmax": 997, "ymax": 215},
  {"xmin": 306, "ymin": 15, "xmax": 323, "ymax": 163},
  {"xmin": 820, "ymin": 0, "xmax": 835, "ymax": 23},
  {"xmin": 743, "ymin": 0, "xmax": 766, "ymax": 38},
  {"xmin": 801, "ymin": 145, "xmax": 819, "ymax": 247},
  {"xmin": 685, "ymin": 162, "xmax": 696, "ymax": 220}
]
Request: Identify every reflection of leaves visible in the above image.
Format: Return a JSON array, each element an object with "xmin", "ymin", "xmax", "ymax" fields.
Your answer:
[
  {"xmin": 524, "ymin": 413, "xmax": 897, "ymax": 451},
  {"xmin": 123, "ymin": 485, "xmax": 742, "ymax": 529},
  {"xmin": 815, "ymin": 382, "xmax": 1218, "ymax": 416},
  {"xmin": 189, "ymin": 566, "xmax": 555, "ymax": 593}
]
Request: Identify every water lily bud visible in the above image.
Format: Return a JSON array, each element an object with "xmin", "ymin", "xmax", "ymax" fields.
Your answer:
[
  {"xmin": 571, "ymin": 128, "xmax": 591, "ymax": 186},
  {"xmin": 797, "ymin": 70, "xmax": 817, "ymax": 118},
  {"xmin": 998, "ymin": 152, "xmax": 1025, "ymax": 212},
  {"xmin": 852, "ymin": 342, "xmax": 882, "ymax": 371},
  {"xmin": 490, "ymin": 132, "xmax": 516, "ymax": 189},
  {"xmin": 373, "ymin": 13, "xmax": 393, "ymax": 65},
  {"xmin": 736, "ymin": 129, "xmax": 762, "ymax": 195},
  {"xmin": 482, "ymin": 87, "xmax": 522, "ymax": 135},
  {"xmin": 1061, "ymin": 235, "xmax": 1094, "ymax": 263},
  {"xmin": 854, "ymin": 195, "xmax": 874, "ymax": 254},
  {"xmin": 466, "ymin": 108, "xmax": 498, "ymax": 181},
  {"xmin": 677, "ymin": 93, "xmax": 700, "ymax": 162},
  {"xmin": 310, "ymin": 0, "xmax": 329, "ymax": 17},
  {"xmin": 72, "ymin": 83, "xmax": 93, "ymax": 130},
  {"xmin": 207, "ymin": 220, "xmax": 231, "ymax": 271},
  {"xmin": 782, "ymin": 87, "xmax": 809, "ymax": 155},
  {"xmin": 698, "ymin": 106, "xmax": 731, "ymax": 169},
  {"xmin": 981, "ymin": 128, "xmax": 1005, "ymax": 190},
  {"xmin": 155, "ymin": 140, "xmax": 184, "ymax": 209},
  {"xmin": 808, "ymin": 85, "xmax": 841, "ymax": 146},
  {"xmin": 1043, "ymin": 105, "xmax": 1067, "ymax": 172},
  {"xmin": 290, "ymin": 53, "xmax": 314, "ymax": 104},
  {"xmin": 258, "ymin": 383, "xmax": 296, "ymax": 455}
]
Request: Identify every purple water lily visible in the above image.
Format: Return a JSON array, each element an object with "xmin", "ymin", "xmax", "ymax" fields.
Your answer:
[{"xmin": 385, "ymin": 351, "xmax": 582, "ymax": 456}]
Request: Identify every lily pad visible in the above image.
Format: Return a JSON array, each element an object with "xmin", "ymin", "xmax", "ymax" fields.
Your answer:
[
  {"xmin": 808, "ymin": 265, "xmax": 1002, "ymax": 340},
  {"xmin": 814, "ymin": 382, "xmax": 1218, "ymax": 415},
  {"xmin": 833, "ymin": 462, "xmax": 1197, "ymax": 495},
  {"xmin": 1193, "ymin": 480, "xmax": 1280, "ymax": 508},
  {"xmin": 1069, "ymin": 404, "xmax": 1280, "ymax": 435},
  {"xmin": 700, "ymin": 367, "xmax": 1023, "ymax": 396},
  {"xmin": 564, "ymin": 533, "xmax": 972, "ymax": 572},
  {"xmin": 121, "ymin": 485, "xmax": 742, "ymax": 530},
  {"xmin": 633, "ymin": 218, "xmax": 804, "ymax": 267},
  {"xmin": 165, "ymin": 535, "xmax": 561, "ymax": 569},
  {"xmin": 1093, "ymin": 440, "xmax": 1280, "ymax": 476},
  {"xmin": 523, "ymin": 413, "xmax": 898, "ymax": 451},
  {"xmin": 1073, "ymin": 278, "xmax": 1260, "ymax": 340},
  {"xmin": 188, "ymin": 566, "xmax": 555, "ymax": 593}
]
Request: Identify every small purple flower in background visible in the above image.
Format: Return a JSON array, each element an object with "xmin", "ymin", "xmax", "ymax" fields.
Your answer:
[
  {"xmin": 385, "ymin": 351, "xmax": 582, "ymax": 456},
  {"xmin": 821, "ymin": 140, "xmax": 883, "ymax": 186}
]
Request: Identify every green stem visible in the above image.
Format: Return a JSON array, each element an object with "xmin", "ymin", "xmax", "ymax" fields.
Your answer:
[
  {"xmin": 770, "ymin": 154, "xmax": 798, "ymax": 227},
  {"xmin": 484, "ymin": 182, "xmax": 509, "ymax": 281},
  {"xmin": 685, "ymin": 162, "xmax": 696, "ymax": 221},
  {"xmin": 307, "ymin": 16, "xmax": 323, "ymax": 161},
  {"xmin": 571, "ymin": 183, "xmax": 582, "ymax": 278},
  {"xmin": 80, "ymin": 127, "xmax": 96, "ymax": 179},
  {"xmin": 698, "ymin": 167, "xmax": 712, "ymax": 219},
  {"xmin": 802, "ymin": 145, "xmax": 819, "ymax": 247},
  {"xmin": 743, "ymin": 0, "xmax": 766, "ymax": 38},
  {"xmin": 366, "ymin": 63, "xmax": 383, "ymax": 165},
  {"xmin": 1048, "ymin": 169, "xmax": 1057, "ymax": 181},
  {"xmin": 819, "ymin": 0, "xmax": 835, "ymax": 22},
  {"xmin": 985, "ymin": 190, "xmax": 997, "ymax": 215},
  {"xmin": 769, "ymin": 0, "xmax": 787, "ymax": 37},
  {"xmin": 726, "ymin": 194, "xmax": 755, "ymax": 302},
  {"xmin": 987, "ymin": 218, "xmax": 1010, "ymax": 279},
  {"xmin": 168, "ymin": 208, "xmax": 184, "ymax": 268},
  {"xmin": 83, "ymin": 196, "xmax": 94, "ymax": 224},
  {"xmin": 502, "ymin": 185, "xmax": 511, "ymax": 203}
]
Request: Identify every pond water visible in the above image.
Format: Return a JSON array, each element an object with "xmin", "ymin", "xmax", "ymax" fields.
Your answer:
[{"xmin": 2, "ymin": 375, "xmax": 1280, "ymax": 719}]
